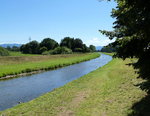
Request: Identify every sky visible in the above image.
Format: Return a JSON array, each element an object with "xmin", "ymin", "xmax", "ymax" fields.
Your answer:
[{"xmin": 0, "ymin": 0, "xmax": 116, "ymax": 46}]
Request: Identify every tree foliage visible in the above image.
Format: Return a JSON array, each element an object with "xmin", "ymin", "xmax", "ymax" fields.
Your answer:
[
  {"xmin": 0, "ymin": 47, "xmax": 10, "ymax": 56},
  {"xmin": 20, "ymin": 37, "xmax": 96, "ymax": 54},
  {"xmin": 89, "ymin": 45, "xmax": 96, "ymax": 52},
  {"xmin": 6, "ymin": 46, "xmax": 20, "ymax": 52},
  {"xmin": 60, "ymin": 37, "xmax": 95, "ymax": 53},
  {"xmin": 20, "ymin": 41, "xmax": 40, "ymax": 54},
  {"xmin": 82, "ymin": 44, "xmax": 91, "ymax": 53},
  {"xmin": 40, "ymin": 38, "xmax": 58, "ymax": 50},
  {"xmin": 100, "ymin": 0, "xmax": 150, "ymax": 79},
  {"xmin": 101, "ymin": 42, "xmax": 117, "ymax": 53},
  {"xmin": 60, "ymin": 37, "xmax": 75, "ymax": 50},
  {"xmin": 20, "ymin": 38, "xmax": 59, "ymax": 54},
  {"xmin": 74, "ymin": 38, "xmax": 83, "ymax": 50}
]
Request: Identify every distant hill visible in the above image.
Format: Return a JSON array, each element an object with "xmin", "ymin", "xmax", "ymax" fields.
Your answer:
[
  {"xmin": 96, "ymin": 46, "xmax": 103, "ymax": 51},
  {"xmin": 0, "ymin": 44, "xmax": 22, "ymax": 48}
]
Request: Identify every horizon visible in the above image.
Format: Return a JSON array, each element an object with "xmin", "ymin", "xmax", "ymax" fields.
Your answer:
[{"xmin": 0, "ymin": 43, "xmax": 104, "ymax": 48}]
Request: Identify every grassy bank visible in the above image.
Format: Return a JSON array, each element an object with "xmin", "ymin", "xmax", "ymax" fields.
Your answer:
[
  {"xmin": 0, "ymin": 56, "xmax": 146, "ymax": 115},
  {"xmin": 100, "ymin": 52, "xmax": 114, "ymax": 56},
  {"xmin": 0, "ymin": 53, "xmax": 100, "ymax": 79}
]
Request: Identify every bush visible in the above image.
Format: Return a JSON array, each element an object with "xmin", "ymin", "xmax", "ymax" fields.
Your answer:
[
  {"xmin": 74, "ymin": 48, "xmax": 83, "ymax": 52},
  {"xmin": 42, "ymin": 50, "xmax": 52, "ymax": 55},
  {"xmin": 51, "ymin": 47, "xmax": 72, "ymax": 55},
  {"xmin": 0, "ymin": 47, "xmax": 10, "ymax": 56},
  {"xmin": 40, "ymin": 47, "xmax": 48, "ymax": 54}
]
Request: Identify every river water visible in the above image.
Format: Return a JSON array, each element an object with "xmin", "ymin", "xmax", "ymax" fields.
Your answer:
[{"xmin": 0, "ymin": 54, "xmax": 112, "ymax": 111}]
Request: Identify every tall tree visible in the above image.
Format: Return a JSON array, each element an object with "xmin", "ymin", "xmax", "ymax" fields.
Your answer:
[
  {"xmin": 82, "ymin": 44, "xmax": 90, "ymax": 53},
  {"xmin": 60, "ymin": 37, "xmax": 74, "ymax": 50},
  {"xmin": 40, "ymin": 38, "xmax": 58, "ymax": 50},
  {"xmin": 89, "ymin": 45, "xmax": 96, "ymax": 52},
  {"xmin": 100, "ymin": 0, "xmax": 150, "ymax": 79},
  {"xmin": 73, "ymin": 38, "xmax": 83, "ymax": 50},
  {"xmin": 20, "ymin": 41, "xmax": 39, "ymax": 54}
]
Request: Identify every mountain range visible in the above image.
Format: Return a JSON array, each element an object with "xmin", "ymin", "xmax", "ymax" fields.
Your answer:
[{"xmin": 0, "ymin": 44, "xmax": 22, "ymax": 48}]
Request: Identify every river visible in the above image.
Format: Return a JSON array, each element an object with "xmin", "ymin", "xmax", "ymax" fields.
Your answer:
[{"xmin": 0, "ymin": 53, "xmax": 112, "ymax": 111}]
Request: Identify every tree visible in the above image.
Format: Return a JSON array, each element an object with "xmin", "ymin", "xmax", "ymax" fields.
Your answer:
[
  {"xmin": 60, "ymin": 37, "xmax": 74, "ymax": 50},
  {"xmin": 0, "ymin": 47, "xmax": 10, "ymax": 56},
  {"xmin": 20, "ymin": 44, "xmax": 31, "ymax": 54},
  {"xmin": 100, "ymin": 0, "xmax": 150, "ymax": 79},
  {"xmin": 73, "ymin": 38, "xmax": 83, "ymax": 50},
  {"xmin": 82, "ymin": 44, "xmax": 91, "ymax": 53},
  {"xmin": 60, "ymin": 37, "xmax": 85, "ymax": 52},
  {"xmin": 89, "ymin": 45, "xmax": 96, "ymax": 52},
  {"xmin": 29, "ymin": 41, "xmax": 40, "ymax": 54},
  {"xmin": 39, "ymin": 46, "xmax": 47, "ymax": 54},
  {"xmin": 6, "ymin": 46, "xmax": 20, "ymax": 51},
  {"xmin": 101, "ymin": 42, "xmax": 117, "ymax": 53},
  {"xmin": 40, "ymin": 38, "xmax": 58, "ymax": 50},
  {"xmin": 6, "ymin": 46, "xmax": 11, "ymax": 51},
  {"xmin": 20, "ymin": 41, "xmax": 39, "ymax": 54},
  {"xmin": 11, "ymin": 46, "xmax": 20, "ymax": 51}
]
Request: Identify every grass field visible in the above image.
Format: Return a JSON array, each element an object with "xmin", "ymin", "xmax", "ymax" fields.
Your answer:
[
  {"xmin": 0, "ymin": 53, "xmax": 100, "ymax": 78},
  {"xmin": 9, "ymin": 51, "xmax": 40, "ymax": 56},
  {"xmin": 0, "ymin": 56, "xmax": 146, "ymax": 116},
  {"xmin": 100, "ymin": 52, "xmax": 115, "ymax": 56}
]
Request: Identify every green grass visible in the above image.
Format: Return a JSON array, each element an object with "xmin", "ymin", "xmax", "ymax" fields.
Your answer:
[
  {"xmin": 0, "ymin": 57, "xmax": 146, "ymax": 116},
  {"xmin": 100, "ymin": 52, "xmax": 115, "ymax": 56},
  {"xmin": 9, "ymin": 51, "xmax": 40, "ymax": 56},
  {"xmin": 0, "ymin": 53, "xmax": 100, "ymax": 78}
]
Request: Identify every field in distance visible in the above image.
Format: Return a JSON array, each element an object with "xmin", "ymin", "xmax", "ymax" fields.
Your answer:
[{"xmin": 0, "ymin": 52, "xmax": 100, "ymax": 79}]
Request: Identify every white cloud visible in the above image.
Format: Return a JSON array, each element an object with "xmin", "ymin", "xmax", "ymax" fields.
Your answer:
[{"xmin": 85, "ymin": 38, "xmax": 115, "ymax": 46}]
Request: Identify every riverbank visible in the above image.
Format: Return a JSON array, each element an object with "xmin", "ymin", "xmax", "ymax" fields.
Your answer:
[
  {"xmin": 0, "ymin": 55, "xmax": 146, "ymax": 115},
  {"xmin": 0, "ymin": 53, "xmax": 100, "ymax": 80}
]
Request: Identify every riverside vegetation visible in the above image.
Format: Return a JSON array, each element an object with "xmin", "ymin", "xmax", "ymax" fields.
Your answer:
[
  {"xmin": 0, "ymin": 47, "xmax": 9, "ymax": 56},
  {"xmin": 0, "ymin": 53, "xmax": 147, "ymax": 115},
  {"xmin": 0, "ymin": 53, "xmax": 100, "ymax": 79},
  {"xmin": 0, "ymin": 0, "xmax": 149, "ymax": 115}
]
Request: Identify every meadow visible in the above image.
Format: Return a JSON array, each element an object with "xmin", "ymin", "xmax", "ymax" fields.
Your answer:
[
  {"xmin": 0, "ymin": 52, "xmax": 100, "ymax": 79},
  {"xmin": 0, "ymin": 54, "xmax": 146, "ymax": 116},
  {"xmin": 8, "ymin": 51, "xmax": 41, "ymax": 56}
]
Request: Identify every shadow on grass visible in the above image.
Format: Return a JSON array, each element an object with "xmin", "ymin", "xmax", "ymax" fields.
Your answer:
[
  {"xmin": 128, "ymin": 81, "xmax": 150, "ymax": 116},
  {"xmin": 127, "ymin": 58, "xmax": 150, "ymax": 116}
]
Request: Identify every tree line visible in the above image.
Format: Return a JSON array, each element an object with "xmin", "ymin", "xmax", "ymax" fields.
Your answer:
[{"xmin": 20, "ymin": 37, "xmax": 96, "ymax": 54}]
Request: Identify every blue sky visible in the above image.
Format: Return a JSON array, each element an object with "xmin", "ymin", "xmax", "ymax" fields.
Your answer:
[{"xmin": 0, "ymin": 0, "xmax": 116, "ymax": 46}]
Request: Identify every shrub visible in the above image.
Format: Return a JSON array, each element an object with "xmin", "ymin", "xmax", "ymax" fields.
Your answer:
[
  {"xmin": 74, "ymin": 48, "xmax": 83, "ymax": 52},
  {"xmin": 40, "ymin": 46, "xmax": 48, "ymax": 53},
  {"xmin": 0, "ymin": 47, "xmax": 10, "ymax": 56},
  {"xmin": 51, "ymin": 47, "xmax": 72, "ymax": 55},
  {"xmin": 41, "ymin": 50, "xmax": 56, "ymax": 55},
  {"xmin": 25, "ymin": 68, "xmax": 32, "ymax": 73}
]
